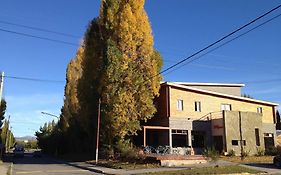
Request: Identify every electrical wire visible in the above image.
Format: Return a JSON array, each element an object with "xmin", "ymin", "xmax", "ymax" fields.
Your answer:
[
  {"xmin": 0, "ymin": 28, "xmax": 78, "ymax": 46},
  {"xmin": 163, "ymin": 12, "xmax": 281, "ymax": 76},
  {"xmin": 4, "ymin": 75, "xmax": 65, "ymax": 83},
  {"xmin": 156, "ymin": 4, "xmax": 281, "ymax": 78},
  {"xmin": 0, "ymin": 20, "xmax": 80, "ymax": 38}
]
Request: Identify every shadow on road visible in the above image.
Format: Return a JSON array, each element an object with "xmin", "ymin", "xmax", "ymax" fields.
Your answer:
[
  {"xmin": 3, "ymin": 152, "xmax": 65, "ymax": 165},
  {"xmin": 244, "ymin": 163, "xmax": 280, "ymax": 170}
]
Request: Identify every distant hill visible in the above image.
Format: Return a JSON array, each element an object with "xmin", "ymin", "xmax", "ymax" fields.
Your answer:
[{"xmin": 15, "ymin": 136, "xmax": 36, "ymax": 141}]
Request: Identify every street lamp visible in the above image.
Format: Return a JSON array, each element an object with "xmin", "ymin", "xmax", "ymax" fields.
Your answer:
[
  {"xmin": 41, "ymin": 112, "xmax": 60, "ymax": 119},
  {"xmin": 41, "ymin": 111, "xmax": 60, "ymax": 156}
]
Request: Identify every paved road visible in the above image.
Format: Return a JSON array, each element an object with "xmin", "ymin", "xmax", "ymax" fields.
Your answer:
[{"xmin": 11, "ymin": 153, "xmax": 99, "ymax": 175}]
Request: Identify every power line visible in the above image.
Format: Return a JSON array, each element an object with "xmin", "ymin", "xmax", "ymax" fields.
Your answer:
[
  {"xmin": 4, "ymin": 75, "xmax": 65, "ymax": 83},
  {"xmin": 163, "ymin": 12, "xmax": 281, "ymax": 76},
  {"xmin": 157, "ymin": 4, "xmax": 281, "ymax": 77},
  {"xmin": 0, "ymin": 20, "xmax": 80, "ymax": 38},
  {"xmin": 0, "ymin": 28, "xmax": 78, "ymax": 46}
]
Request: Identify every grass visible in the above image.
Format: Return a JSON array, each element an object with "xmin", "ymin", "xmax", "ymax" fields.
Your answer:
[
  {"xmin": 220, "ymin": 156, "xmax": 274, "ymax": 164},
  {"xmin": 144, "ymin": 165, "xmax": 264, "ymax": 175},
  {"xmin": 87, "ymin": 159, "xmax": 160, "ymax": 170}
]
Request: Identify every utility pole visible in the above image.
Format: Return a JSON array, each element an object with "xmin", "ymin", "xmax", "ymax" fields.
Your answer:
[
  {"xmin": 0, "ymin": 72, "xmax": 4, "ymax": 103},
  {"xmin": 95, "ymin": 97, "xmax": 101, "ymax": 164}
]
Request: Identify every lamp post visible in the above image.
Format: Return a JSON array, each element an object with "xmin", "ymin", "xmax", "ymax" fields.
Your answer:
[
  {"xmin": 41, "ymin": 112, "xmax": 60, "ymax": 156},
  {"xmin": 95, "ymin": 98, "xmax": 101, "ymax": 164}
]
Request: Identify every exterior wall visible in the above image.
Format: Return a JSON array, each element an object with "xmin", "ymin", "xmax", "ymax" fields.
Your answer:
[
  {"xmin": 169, "ymin": 86, "xmax": 275, "ymax": 123},
  {"xmin": 169, "ymin": 118, "xmax": 192, "ymax": 130},
  {"xmin": 224, "ymin": 111, "xmax": 264, "ymax": 156},
  {"xmin": 183, "ymin": 85, "xmax": 241, "ymax": 96},
  {"xmin": 212, "ymin": 118, "xmax": 224, "ymax": 136}
]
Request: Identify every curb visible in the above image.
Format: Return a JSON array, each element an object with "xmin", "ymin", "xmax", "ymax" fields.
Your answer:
[
  {"xmin": 47, "ymin": 156, "xmax": 109, "ymax": 174},
  {"xmin": 7, "ymin": 162, "xmax": 13, "ymax": 175},
  {"xmin": 66, "ymin": 162, "xmax": 105, "ymax": 174}
]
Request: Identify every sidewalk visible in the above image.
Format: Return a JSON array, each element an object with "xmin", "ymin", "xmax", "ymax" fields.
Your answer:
[
  {"xmin": 0, "ymin": 162, "xmax": 10, "ymax": 175},
  {"xmin": 67, "ymin": 160, "xmax": 237, "ymax": 175}
]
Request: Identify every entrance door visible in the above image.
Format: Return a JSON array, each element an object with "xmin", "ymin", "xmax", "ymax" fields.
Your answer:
[{"xmin": 213, "ymin": 136, "xmax": 223, "ymax": 153}]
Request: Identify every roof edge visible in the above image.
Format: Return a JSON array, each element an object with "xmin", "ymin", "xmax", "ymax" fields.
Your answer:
[
  {"xmin": 164, "ymin": 82, "xmax": 279, "ymax": 106},
  {"xmin": 170, "ymin": 81, "xmax": 245, "ymax": 87}
]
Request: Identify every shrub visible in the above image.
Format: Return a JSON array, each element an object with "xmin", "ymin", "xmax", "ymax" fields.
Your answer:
[
  {"xmin": 241, "ymin": 150, "xmax": 250, "ymax": 158},
  {"xmin": 255, "ymin": 146, "xmax": 265, "ymax": 156},
  {"xmin": 115, "ymin": 139, "xmax": 140, "ymax": 161},
  {"xmin": 203, "ymin": 147, "xmax": 219, "ymax": 162},
  {"xmin": 265, "ymin": 146, "xmax": 277, "ymax": 156}
]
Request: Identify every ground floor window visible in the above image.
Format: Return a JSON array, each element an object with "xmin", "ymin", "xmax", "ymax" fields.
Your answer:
[{"xmin": 172, "ymin": 130, "xmax": 188, "ymax": 147}]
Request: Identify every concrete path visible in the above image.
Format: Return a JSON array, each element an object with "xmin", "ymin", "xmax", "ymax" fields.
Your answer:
[
  {"xmin": 0, "ymin": 162, "xmax": 9, "ymax": 175},
  {"xmin": 69, "ymin": 160, "xmax": 237, "ymax": 175}
]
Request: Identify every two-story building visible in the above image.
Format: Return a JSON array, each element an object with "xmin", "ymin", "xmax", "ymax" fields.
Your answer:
[{"xmin": 141, "ymin": 82, "xmax": 279, "ymax": 155}]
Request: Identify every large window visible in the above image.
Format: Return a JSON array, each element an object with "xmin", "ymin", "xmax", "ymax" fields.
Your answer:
[
  {"xmin": 195, "ymin": 101, "xmax": 201, "ymax": 112},
  {"xmin": 177, "ymin": 99, "xmax": 184, "ymax": 111},
  {"xmin": 221, "ymin": 104, "xmax": 232, "ymax": 111}
]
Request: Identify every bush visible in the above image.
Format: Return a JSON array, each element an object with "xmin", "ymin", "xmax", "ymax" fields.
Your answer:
[
  {"xmin": 203, "ymin": 147, "xmax": 219, "ymax": 162},
  {"xmin": 115, "ymin": 139, "xmax": 140, "ymax": 161},
  {"xmin": 241, "ymin": 150, "xmax": 250, "ymax": 158},
  {"xmin": 265, "ymin": 146, "xmax": 277, "ymax": 156},
  {"xmin": 255, "ymin": 147, "xmax": 265, "ymax": 156}
]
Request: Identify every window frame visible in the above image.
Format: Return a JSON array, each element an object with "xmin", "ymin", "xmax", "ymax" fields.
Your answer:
[
  {"xmin": 195, "ymin": 101, "xmax": 201, "ymax": 112},
  {"xmin": 221, "ymin": 103, "xmax": 232, "ymax": 111},
  {"xmin": 257, "ymin": 107, "xmax": 263, "ymax": 114},
  {"xmin": 176, "ymin": 99, "xmax": 184, "ymax": 111}
]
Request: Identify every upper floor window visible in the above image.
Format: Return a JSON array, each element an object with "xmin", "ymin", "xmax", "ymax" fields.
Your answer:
[
  {"xmin": 221, "ymin": 104, "xmax": 232, "ymax": 111},
  {"xmin": 195, "ymin": 101, "xmax": 201, "ymax": 112},
  {"xmin": 177, "ymin": 99, "xmax": 184, "ymax": 111},
  {"xmin": 257, "ymin": 107, "xmax": 263, "ymax": 114}
]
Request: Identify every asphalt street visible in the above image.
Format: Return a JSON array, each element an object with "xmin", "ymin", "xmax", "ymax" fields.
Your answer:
[{"xmin": 11, "ymin": 153, "xmax": 99, "ymax": 175}]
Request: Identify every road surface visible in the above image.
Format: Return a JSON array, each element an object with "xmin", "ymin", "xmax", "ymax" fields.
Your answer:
[{"xmin": 11, "ymin": 152, "xmax": 98, "ymax": 175}]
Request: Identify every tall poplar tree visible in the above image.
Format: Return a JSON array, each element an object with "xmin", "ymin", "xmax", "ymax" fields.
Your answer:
[
  {"xmin": 61, "ymin": 0, "xmax": 162, "ymax": 154},
  {"xmin": 98, "ymin": 0, "xmax": 163, "ymax": 151}
]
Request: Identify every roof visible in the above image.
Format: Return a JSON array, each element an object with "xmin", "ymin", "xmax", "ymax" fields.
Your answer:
[
  {"xmin": 172, "ymin": 82, "xmax": 245, "ymax": 87},
  {"xmin": 163, "ymin": 82, "xmax": 279, "ymax": 106}
]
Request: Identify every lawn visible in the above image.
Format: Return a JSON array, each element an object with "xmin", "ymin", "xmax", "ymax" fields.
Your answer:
[
  {"xmin": 220, "ymin": 156, "xmax": 274, "ymax": 164},
  {"xmin": 144, "ymin": 165, "xmax": 263, "ymax": 175},
  {"xmin": 87, "ymin": 159, "xmax": 160, "ymax": 170}
]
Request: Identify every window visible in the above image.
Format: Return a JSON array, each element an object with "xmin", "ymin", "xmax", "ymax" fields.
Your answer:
[
  {"xmin": 257, "ymin": 107, "xmax": 263, "ymax": 114},
  {"xmin": 241, "ymin": 140, "xmax": 246, "ymax": 146},
  {"xmin": 177, "ymin": 99, "xmax": 184, "ymax": 111},
  {"xmin": 221, "ymin": 104, "xmax": 232, "ymax": 111},
  {"xmin": 195, "ymin": 101, "xmax": 201, "ymax": 112},
  {"xmin": 255, "ymin": 128, "xmax": 260, "ymax": 146},
  {"xmin": 232, "ymin": 140, "xmax": 238, "ymax": 146}
]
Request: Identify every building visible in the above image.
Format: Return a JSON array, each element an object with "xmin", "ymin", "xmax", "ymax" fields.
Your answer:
[{"xmin": 141, "ymin": 82, "xmax": 279, "ymax": 155}]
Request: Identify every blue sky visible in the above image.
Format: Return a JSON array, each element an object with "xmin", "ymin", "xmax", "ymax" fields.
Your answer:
[{"xmin": 1, "ymin": 0, "xmax": 281, "ymax": 137}]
